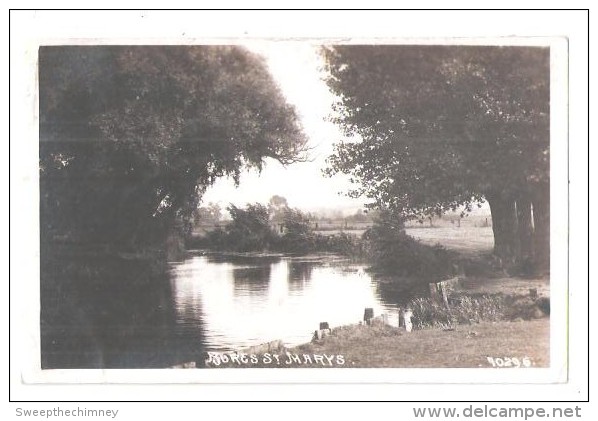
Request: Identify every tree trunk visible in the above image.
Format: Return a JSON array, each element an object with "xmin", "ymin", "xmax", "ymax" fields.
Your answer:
[
  {"xmin": 516, "ymin": 194, "xmax": 534, "ymax": 263},
  {"xmin": 531, "ymin": 182, "xmax": 550, "ymax": 271},
  {"xmin": 487, "ymin": 191, "xmax": 519, "ymax": 265}
]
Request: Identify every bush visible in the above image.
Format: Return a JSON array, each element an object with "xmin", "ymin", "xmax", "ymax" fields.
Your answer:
[
  {"xmin": 313, "ymin": 232, "xmax": 364, "ymax": 257},
  {"xmin": 192, "ymin": 203, "xmax": 368, "ymax": 256},
  {"xmin": 363, "ymin": 216, "xmax": 455, "ymax": 280},
  {"xmin": 277, "ymin": 208, "xmax": 316, "ymax": 253},
  {"xmin": 410, "ymin": 294, "xmax": 506, "ymax": 329},
  {"xmin": 409, "ymin": 293, "xmax": 549, "ymax": 330},
  {"xmin": 409, "ymin": 298, "xmax": 456, "ymax": 329},
  {"xmin": 223, "ymin": 204, "xmax": 276, "ymax": 252}
]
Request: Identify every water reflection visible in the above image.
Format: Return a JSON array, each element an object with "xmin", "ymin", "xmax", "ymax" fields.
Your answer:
[
  {"xmin": 232, "ymin": 266, "xmax": 272, "ymax": 296},
  {"xmin": 288, "ymin": 260, "xmax": 314, "ymax": 282},
  {"xmin": 372, "ymin": 274, "xmax": 430, "ymax": 307},
  {"xmin": 169, "ymin": 253, "xmax": 406, "ymax": 351},
  {"xmin": 41, "ymin": 251, "xmax": 206, "ymax": 369},
  {"xmin": 41, "ymin": 251, "xmax": 417, "ymax": 368},
  {"xmin": 287, "ymin": 260, "xmax": 315, "ymax": 293}
]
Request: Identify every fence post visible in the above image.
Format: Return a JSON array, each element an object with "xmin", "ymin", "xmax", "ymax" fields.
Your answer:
[
  {"xmin": 363, "ymin": 308, "xmax": 374, "ymax": 326},
  {"xmin": 404, "ymin": 308, "xmax": 413, "ymax": 332},
  {"xmin": 429, "ymin": 277, "xmax": 460, "ymax": 308}
]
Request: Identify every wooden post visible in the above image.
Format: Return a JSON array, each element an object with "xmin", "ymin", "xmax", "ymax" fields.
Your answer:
[
  {"xmin": 363, "ymin": 308, "xmax": 374, "ymax": 326},
  {"xmin": 429, "ymin": 283, "xmax": 442, "ymax": 303},
  {"xmin": 429, "ymin": 277, "xmax": 460, "ymax": 308},
  {"xmin": 314, "ymin": 329, "xmax": 331, "ymax": 341},
  {"xmin": 440, "ymin": 282, "xmax": 449, "ymax": 308},
  {"xmin": 403, "ymin": 308, "xmax": 413, "ymax": 332}
]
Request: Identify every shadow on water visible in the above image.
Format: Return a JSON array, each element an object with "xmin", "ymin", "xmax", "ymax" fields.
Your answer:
[
  {"xmin": 371, "ymin": 272, "xmax": 431, "ymax": 307},
  {"xmin": 40, "ymin": 247, "xmax": 206, "ymax": 369}
]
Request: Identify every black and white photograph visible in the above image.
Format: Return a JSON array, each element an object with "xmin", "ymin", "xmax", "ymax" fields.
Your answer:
[
  {"xmin": 37, "ymin": 41, "xmax": 557, "ymax": 370},
  {"xmin": 9, "ymin": 9, "xmax": 589, "ymax": 405}
]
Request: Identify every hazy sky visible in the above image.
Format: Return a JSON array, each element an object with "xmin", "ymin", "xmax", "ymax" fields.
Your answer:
[{"xmin": 201, "ymin": 43, "xmax": 365, "ymax": 213}]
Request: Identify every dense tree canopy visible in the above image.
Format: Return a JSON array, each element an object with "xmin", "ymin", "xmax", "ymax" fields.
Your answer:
[
  {"xmin": 323, "ymin": 45, "xmax": 550, "ymax": 268},
  {"xmin": 39, "ymin": 46, "xmax": 307, "ymax": 251},
  {"xmin": 224, "ymin": 203, "xmax": 274, "ymax": 251}
]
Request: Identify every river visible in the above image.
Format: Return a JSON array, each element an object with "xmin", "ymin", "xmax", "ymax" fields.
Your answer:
[
  {"xmin": 41, "ymin": 251, "xmax": 418, "ymax": 369},
  {"xmin": 169, "ymin": 252, "xmax": 407, "ymax": 353}
]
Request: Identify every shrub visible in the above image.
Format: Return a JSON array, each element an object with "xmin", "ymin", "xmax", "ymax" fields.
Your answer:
[
  {"xmin": 313, "ymin": 232, "xmax": 363, "ymax": 256},
  {"xmin": 409, "ymin": 293, "xmax": 548, "ymax": 330},
  {"xmin": 224, "ymin": 204, "xmax": 276, "ymax": 251},
  {"xmin": 363, "ymin": 215, "xmax": 455, "ymax": 280},
  {"xmin": 277, "ymin": 208, "xmax": 316, "ymax": 253},
  {"xmin": 410, "ymin": 294, "xmax": 506, "ymax": 329},
  {"xmin": 193, "ymin": 203, "xmax": 368, "ymax": 256},
  {"xmin": 409, "ymin": 297, "xmax": 456, "ymax": 329}
]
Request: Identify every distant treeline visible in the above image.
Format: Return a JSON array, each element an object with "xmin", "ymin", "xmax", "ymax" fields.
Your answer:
[
  {"xmin": 188, "ymin": 203, "xmax": 362, "ymax": 255},
  {"xmin": 189, "ymin": 203, "xmax": 457, "ymax": 281}
]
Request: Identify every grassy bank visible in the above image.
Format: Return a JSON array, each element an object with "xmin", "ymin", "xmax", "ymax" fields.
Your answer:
[
  {"xmin": 294, "ymin": 319, "xmax": 549, "ymax": 368},
  {"xmin": 203, "ymin": 319, "xmax": 549, "ymax": 368},
  {"xmin": 189, "ymin": 208, "xmax": 551, "ymax": 370},
  {"xmin": 202, "ymin": 278, "xmax": 550, "ymax": 369},
  {"xmin": 202, "ymin": 287, "xmax": 550, "ymax": 369}
]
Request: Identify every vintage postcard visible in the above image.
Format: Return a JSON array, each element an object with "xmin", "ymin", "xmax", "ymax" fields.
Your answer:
[{"xmin": 10, "ymin": 10, "xmax": 581, "ymax": 398}]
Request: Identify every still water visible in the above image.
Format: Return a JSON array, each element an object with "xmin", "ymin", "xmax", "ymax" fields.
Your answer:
[
  {"xmin": 41, "ymin": 251, "xmax": 417, "ymax": 368},
  {"xmin": 169, "ymin": 252, "xmax": 405, "ymax": 352}
]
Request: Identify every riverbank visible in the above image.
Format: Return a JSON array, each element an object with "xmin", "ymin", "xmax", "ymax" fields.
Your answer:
[
  {"xmin": 201, "ymin": 272, "xmax": 550, "ymax": 369},
  {"xmin": 180, "ymin": 230, "xmax": 551, "ymax": 369},
  {"xmin": 294, "ymin": 318, "xmax": 549, "ymax": 368},
  {"xmin": 202, "ymin": 318, "xmax": 549, "ymax": 368}
]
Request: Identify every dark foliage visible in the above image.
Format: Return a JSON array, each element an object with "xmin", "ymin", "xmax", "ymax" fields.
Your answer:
[
  {"xmin": 224, "ymin": 204, "xmax": 276, "ymax": 252},
  {"xmin": 39, "ymin": 46, "xmax": 307, "ymax": 253},
  {"xmin": 192, "ymin": 203, "xmax": 365, "ymax": 256},
  {"xmin": 362, "ymin": 212, "xmax": 455, "ymax": 280},
  {"xmin": 322, "ymin": 45, "xmax": 550, "ymax": 270},
  {"xmin": 278, "ymin": 208, "xmax": 316, "ymax": 253}
]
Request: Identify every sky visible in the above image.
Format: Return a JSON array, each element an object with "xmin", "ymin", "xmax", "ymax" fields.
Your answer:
[{"xmin": 201, "ymin": 42, "xmax": 366, "ymax": 214}]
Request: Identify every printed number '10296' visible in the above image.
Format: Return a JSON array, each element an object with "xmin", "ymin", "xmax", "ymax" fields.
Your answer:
[{"xmin": 486, "ymin": 356, "xmax": 532, "ymax": 368}]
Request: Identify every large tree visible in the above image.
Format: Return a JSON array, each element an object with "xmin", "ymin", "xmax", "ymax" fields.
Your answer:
[
  {"xmin": 323, "ymin": 45, "xmax": 549, "ymax": 269},
  {"xmin": 39, "ymin": 46, "xmax": 307, "ymax": 251}
]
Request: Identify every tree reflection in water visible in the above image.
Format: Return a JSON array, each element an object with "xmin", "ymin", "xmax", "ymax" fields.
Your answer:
[
  {"xmin": 41, "ymin": 250, "xmax": 206, "ymax": 369},
  {"xmin": 287, "ymin": 260, "xmax": 316, "ymax": 294},
  {"xmin": 232, "ymin": 265, "xmax": 272, "ymax": 296}
]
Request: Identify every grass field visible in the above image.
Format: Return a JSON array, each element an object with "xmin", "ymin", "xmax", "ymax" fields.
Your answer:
[
  {"xmin": 405, "ymin": 226, "xmax": 494, "ymax": 257},
  {"xmin": 312, "ymin": 225, "xmax": 495, "ymax": 259}
]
